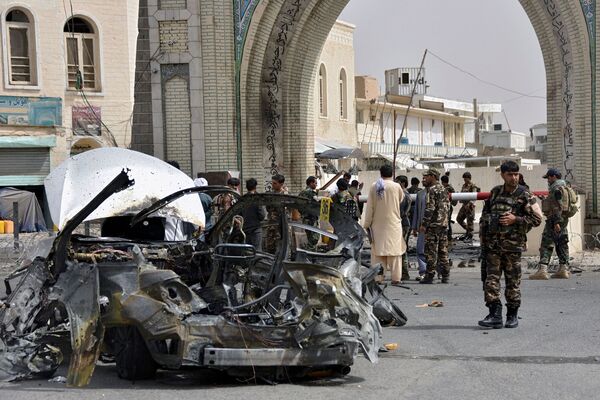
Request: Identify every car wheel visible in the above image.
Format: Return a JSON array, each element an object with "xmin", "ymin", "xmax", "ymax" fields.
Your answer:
[{"xmin": 111, "ymin": 326, "xmax": 158, "ymax": 380}]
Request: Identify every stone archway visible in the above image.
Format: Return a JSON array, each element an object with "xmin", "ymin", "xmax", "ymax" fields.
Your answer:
[
  {"xmin": 239, "ymin": 0, "xmax": 350, "ymax": 191},
  {"xmin": 238, "ymin": 0, "xmax": 598, "ymax": 215},
  {"xmin": 518, "ymin": 0, "xmax": 595, "ymax": 216}
]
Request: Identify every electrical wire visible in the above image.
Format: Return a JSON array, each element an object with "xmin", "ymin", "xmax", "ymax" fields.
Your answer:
[
  {"xmin": 427, "ymin": 49, "xmax": 546, "ymax": 100},
  {"xmin": 501, "ymin": 87, "xmax": 546, "ymax": 104}
]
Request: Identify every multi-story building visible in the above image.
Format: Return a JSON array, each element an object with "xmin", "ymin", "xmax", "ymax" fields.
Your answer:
[
  {"xmin": 419, "ymin": 95, "xmax": 502, "ymax": 144},
  {"xmin": 0, "ymin": 1, "xmax": 139, "ymax": 197},
  {"xmin": 356, "ymin": 76, "xmax": 476, "ymax": 166},
  {"xmin": 529, "ymin": 123, "xmax": 547, "ymax": 160},
  {"xmin": 314, "ymin": 20, "xmax": 356, "ymax": 150}
]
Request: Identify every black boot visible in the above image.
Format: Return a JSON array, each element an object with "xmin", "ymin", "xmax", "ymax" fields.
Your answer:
[
  {"xmin": 478, "ymin": 303, "xmax": 503, "ymax": 329},
  {"xmin": 505, "ymin": 306, "xmax": 519, "ymax": 328},
  {"xmin": 419, "ymin": 273, "xmax": 435, "ymax": 284}
]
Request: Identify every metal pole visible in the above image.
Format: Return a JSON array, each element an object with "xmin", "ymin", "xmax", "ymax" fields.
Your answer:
[
  {"xmin": 12, "ymin": 201, "xmax": 19, "ymax": 250},
  {"xmin": 473, "ymin": 98, "xmax": 479, "ymax": 145},
  {"xmin": 359, "ymin": 191, "xmax": 549, "ymax": 203},
  {"xmin": 392, "ymin": 108, "xmax": 397, "ymax": 172},
  {"xmin": 393, "ymin": 49, "xmax": 428, "ymax": 167}
]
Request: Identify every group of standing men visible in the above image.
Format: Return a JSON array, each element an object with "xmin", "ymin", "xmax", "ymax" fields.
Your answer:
[
  {"xmin": 362, "ymin": 161, "xmax": 577, "ymax": 329},
  {"xmin": 366, "ymin": 167, "xmax": 481, "ymax": 285}
]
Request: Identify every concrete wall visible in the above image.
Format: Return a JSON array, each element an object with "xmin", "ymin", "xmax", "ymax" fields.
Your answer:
[
  {"xmin": 445, "ymin": 166, "xmax": 584, "ymax": 256},
  {"xmin": 355, "ymin": 75, "xmax": 379, "ymax": 100},
  {"xmin": 480, "ymin": 131, "xmax": 529, "ymax": 152}
]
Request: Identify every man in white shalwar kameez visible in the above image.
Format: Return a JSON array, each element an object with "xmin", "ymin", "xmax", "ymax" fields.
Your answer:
[{"xmin": 363, "ymin": 164, "xmax": 407, "ymax": 283}]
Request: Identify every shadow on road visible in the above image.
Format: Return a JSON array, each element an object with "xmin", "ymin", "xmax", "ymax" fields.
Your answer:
[
  {"xmin": 398, "ymin": 324, "xmax": 481, "ymax": 331},
  {"xmin": 2, "ymin": 363, "xmax": 365, "ymax": 391}
]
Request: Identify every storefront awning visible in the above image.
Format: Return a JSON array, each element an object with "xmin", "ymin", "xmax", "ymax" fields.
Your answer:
[
  {"xmin": 375, "ymin": 153, "xmax": 427, "ymax": 169},
  {"xmin": 318, "ymin": 147, "xmax": 365, "ymax": 159}
]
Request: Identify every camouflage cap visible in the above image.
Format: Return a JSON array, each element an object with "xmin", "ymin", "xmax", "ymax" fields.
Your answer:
[{"xmin": 422, "ymin": 168, "xmax": 440, "ymax": 179}]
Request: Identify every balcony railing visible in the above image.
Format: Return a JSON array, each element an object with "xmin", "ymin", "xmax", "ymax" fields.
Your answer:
[{"xmin": 361, "ymin": 142, "xmax": 478, "ymax": 158}]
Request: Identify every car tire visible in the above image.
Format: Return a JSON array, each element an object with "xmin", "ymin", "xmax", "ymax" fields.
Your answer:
[{"xmin": 111, "ymin": 326, "xmax": 158, "ymax": 380}]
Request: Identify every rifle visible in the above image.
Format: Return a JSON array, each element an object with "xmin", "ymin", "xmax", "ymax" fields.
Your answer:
[
  {"xmin": 479, "ymin": 245, "xmax": 487, "ymax": 291},
  {"xmin": 548, "ymin": 216, "xmax": 568, "ymax": 264},
  {"xmin": 479, "ymin": 216, "xmax": 489, "ymax": 291}
]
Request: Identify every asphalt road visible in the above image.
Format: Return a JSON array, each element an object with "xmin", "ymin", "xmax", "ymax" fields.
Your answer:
[{"xmin": 2, "ymin": 268, "xmax": 600, "ymax": 400}]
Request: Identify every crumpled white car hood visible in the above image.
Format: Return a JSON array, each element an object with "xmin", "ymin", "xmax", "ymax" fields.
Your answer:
[{"xmin": 44, "ymin": 148, "xmax": 205, "ymax": 230}]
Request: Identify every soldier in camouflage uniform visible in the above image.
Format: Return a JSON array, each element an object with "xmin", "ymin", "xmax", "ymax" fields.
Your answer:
[
  {"xmin": 264, "ymin": 174, "xmax": 289, "ymax": 254},
  {"xmin": 298, "ymin": 176, "xmax": 320, "ymax": 250},
  {"xmin": 530, "ymin": 168, "xmax": 571, "ymax": 280},
  {"xmin": 456, "ymin": 171, "xmax": 480, "ymax": 241},
  {"xmin": 478, "ymin": 161, "xmax": 542, "ymax": 329},
  {"xmin": 211, "ymin": 177, "xmax": 240, "ymax": 225},
  {"xmin": 419, "ymin": 168, "xmax": 451, "ymax": 284},
  {"xmin": 331, "ymin": 179, "xmax": 357, "ymax": 216}
]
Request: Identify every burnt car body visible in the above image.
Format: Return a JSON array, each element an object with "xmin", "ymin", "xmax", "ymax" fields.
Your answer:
[{"xmin": 0, "ymin": 169, "xmax": 405, "ymax": 386}]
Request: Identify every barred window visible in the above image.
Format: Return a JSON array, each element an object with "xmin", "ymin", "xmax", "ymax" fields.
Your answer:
[{"xmin": 5, "ymin": 8, "xmax": 37, "ymax": 85}]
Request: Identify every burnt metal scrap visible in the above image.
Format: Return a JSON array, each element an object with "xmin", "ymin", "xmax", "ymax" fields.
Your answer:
[{"xmin": 0, "ymin": 168, "xmax": 407, "ymax": 386}]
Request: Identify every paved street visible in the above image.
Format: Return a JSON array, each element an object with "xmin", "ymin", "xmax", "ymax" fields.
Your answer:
[{"xmin": 1, "ymin": 267, "xmax": 599, "ymax": 400}]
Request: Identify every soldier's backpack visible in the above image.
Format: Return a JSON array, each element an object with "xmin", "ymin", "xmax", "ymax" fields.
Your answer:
[{"xmin": 561, "ymin": 184, "xmax": 579, "ymax": 218}]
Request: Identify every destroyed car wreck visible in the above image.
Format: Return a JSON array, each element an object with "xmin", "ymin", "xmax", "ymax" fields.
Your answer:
[{"xmin": 0, "ymin": 151, "xmax": 406, "ymax": 387}]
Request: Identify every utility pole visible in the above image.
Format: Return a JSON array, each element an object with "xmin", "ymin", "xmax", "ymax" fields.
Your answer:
[
  {"xmin": 502, "ymin": 109, "xmax": 512, "ymax": 132},
  {"xmin": 473, "ymin": 98, "xmax": 479, "ymax": 145},
  {"xmin": 393, "ymin": 48, "xmax": 428, "ymax": 172},
  {"xmin": 392, "ymin": 108, "xmax": 396, "ymax": 172}
]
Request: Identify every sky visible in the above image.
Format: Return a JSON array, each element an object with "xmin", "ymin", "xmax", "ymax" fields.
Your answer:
[{"xmin": 339, "ymin": 0, "xmax": 546, "ymax": 134}]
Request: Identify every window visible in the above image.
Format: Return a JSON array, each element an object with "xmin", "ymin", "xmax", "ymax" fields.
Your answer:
[
  {"xmin": 5, "ymin": 9, "xmax": 36, "ymax": 85},
  {"xmin": 64, "ymin": 17, "xmax": 99, "ymax": 90},
  {"xmin": 318, "ymin": 64, "xmax": 327, "ymax": 117},
  {"xmin": 401, "ymin": 72, "xmax": 410, "ymax": 84},
  {"xmin": 339, "ymin": 68, "xmax": 347, "ymax": 120},
  {"xmin": 356, "ymin": 109, "xmax": 364, "ymax": 124}
]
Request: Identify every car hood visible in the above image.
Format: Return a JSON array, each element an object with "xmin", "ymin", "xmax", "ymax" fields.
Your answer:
[{"xmin": 44, "ymin": 148, "xmax": 205, "ymax": 230}]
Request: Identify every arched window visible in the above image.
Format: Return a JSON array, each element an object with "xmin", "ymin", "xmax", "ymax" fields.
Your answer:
[
  {"xmin": 339, "ymin": 68, "xmax": 347, "ymax": 119},
  {"xmin": 64, "ymin": 17, "xmax": 99, "ymax": 90},
  {"xmin": 5, "ymin": 8, "xmax": 37, "ymax": 85},
  {"xmin": 319, "ymin": 64, "xmax": 327, "ymax": 117}
]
